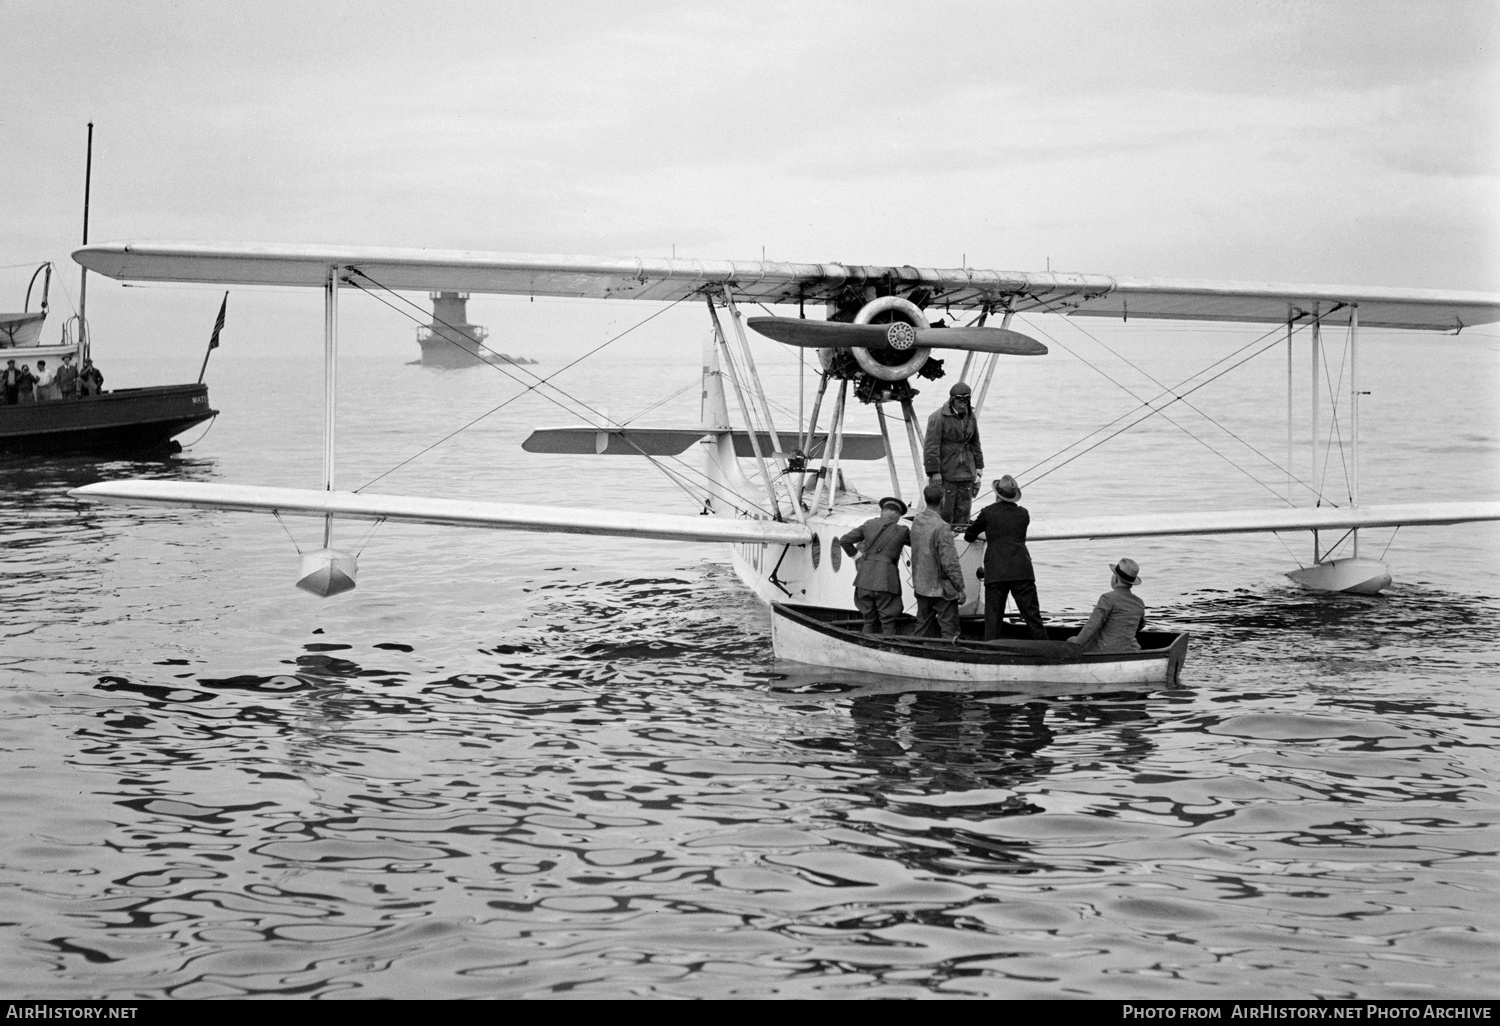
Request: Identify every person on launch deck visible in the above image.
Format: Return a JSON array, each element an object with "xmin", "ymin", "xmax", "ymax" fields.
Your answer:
[
  {"xmin": 839, "ymin": 496, "xmax": 911, "ymax": 636},
  {"xmin": 924, "ymin": 381, "xmax": 984, "ymax": 526},
  {"xmin": 32, "ymin": 359, "xmax": 55, "ymax": 401},
  {"xmin": 1066, "ymin": 559, "xmax": 1147, "ymax": 654}
]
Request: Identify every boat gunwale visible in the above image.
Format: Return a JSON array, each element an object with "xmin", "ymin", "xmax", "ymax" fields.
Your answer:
[{"xmin": 771, "ymin": 601, "xmax": 1188, "ymax": 668}]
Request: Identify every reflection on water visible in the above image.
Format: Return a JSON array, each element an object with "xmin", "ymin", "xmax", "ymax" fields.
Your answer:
[{"xmin": 1, "ymin": 561, "xmax": 1496, "ymax": 998}]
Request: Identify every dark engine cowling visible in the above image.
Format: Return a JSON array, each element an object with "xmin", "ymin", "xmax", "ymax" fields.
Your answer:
[{"xmin": 820, "ymin": 296, "xmax": 932, "ymax": 382}]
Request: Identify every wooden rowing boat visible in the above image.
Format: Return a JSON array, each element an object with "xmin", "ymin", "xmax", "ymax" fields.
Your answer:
[{"xmin": 771, "ymin": 603, "xmax": 1189, "ymax": 686}]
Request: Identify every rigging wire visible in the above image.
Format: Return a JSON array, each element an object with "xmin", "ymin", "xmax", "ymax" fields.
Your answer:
[
  {"xmin": 1019, "ymin": 305, "xmax": 1322, "ymax": 502},
  {"xmin": 1316, "ymin": 318, "xmax": 1354, "ymax": 505},
  {"xmin": 345, "ymin": 273, "xmax": 687, "ymax": 490},
  {"xmin": 1020, "ymin": 323, "xmax": 1298, "ymax": 489},
  {"xmin": 343, "ymin": 275, "xmax": 775, "ymax": 516},
  {"xmin": 1011, "ymin": 305, "xmax": 1326, "ymax": 501},
  {"xmin": 272, "ymin": 510, "xmax": 304, "ymax": 554}
]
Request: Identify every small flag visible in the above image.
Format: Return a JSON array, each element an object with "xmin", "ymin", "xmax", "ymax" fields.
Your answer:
[
  {"xmin": 208, "ymin": 292, "xmax": 228, "ymax": 350},
  {"xmin": 198, "ymin": 292, "xmax": 228, "ymax": 384}
]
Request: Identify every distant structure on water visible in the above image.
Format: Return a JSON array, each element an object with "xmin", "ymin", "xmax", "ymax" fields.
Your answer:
[{"xmin": 414, "ymin": 291, "xmax": 534, "ymax": 368}]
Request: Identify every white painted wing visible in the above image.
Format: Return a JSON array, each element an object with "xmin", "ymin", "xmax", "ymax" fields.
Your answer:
[
  {"xmin": 74, "ymin": 242, "xmax": 1500, "ymax": 331},
  {"xmin": 70, "ymin": 481, "xmax": 812, "ymax": 546},
  {"xmin": 1027, "ymin": 502, "xmax": 1500, "ymax": 542}
]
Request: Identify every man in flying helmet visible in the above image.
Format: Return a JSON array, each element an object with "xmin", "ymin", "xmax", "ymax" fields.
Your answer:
[{"xmin": 923, "ymin": 381, "xmax": 984, "ymax": 525}]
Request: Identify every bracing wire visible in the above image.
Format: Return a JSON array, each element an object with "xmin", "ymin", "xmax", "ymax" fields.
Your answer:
[
  {"xmin": 346, "ymin": 274, "xmax": 689, "ymax": 492},
  {"xmin": 344, "ymin": 274, "xmax": 776, "ymax": 517},
  {"xmin": 1017, "ymin": 306, "xmax": 1323, "ymax": 504},
  {"xmin": 272, "ymin": 510, "xmax": 303, "ymax": 554},
  {"xmin": 1008, "ymin": 304, "xmax": 1326, "ymax": 501},
  {"xmin": 1021, "ymin": 323, "xmax": 1297, "ymax": 489}
]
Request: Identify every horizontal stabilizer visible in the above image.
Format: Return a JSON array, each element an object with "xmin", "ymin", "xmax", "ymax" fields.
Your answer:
[
  {"xmin": 522, "ymin": 426, "xmax": 886, "ymax": 459},
  {"xmin": 1026, "ymin": 501, "xmax": 1500, "ymax": 542},
  {"xmin": 70, "ymin": 480, "xmax": 813, "ymax": 546},
  {"xmin": 747, "ymin": 317, "xmax": 1047, "ymax": 356}
]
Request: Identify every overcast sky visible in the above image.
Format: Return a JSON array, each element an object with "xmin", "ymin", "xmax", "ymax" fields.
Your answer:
[{"xmin": 3, "ymin": 0, "xmax": 1497, "ymax": 362}]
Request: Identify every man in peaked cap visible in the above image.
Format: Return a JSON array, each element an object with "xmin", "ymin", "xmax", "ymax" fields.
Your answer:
[
  {"xmin": 923, "ymin": 380, "xmax": 984, "ymax": 526},
  {"xmin": 1067, "ymin": 558, "xmax": 1147, "ymax": 654},
  {"xmin": 839, "ymin": 496, "xmax": 912, "ymax": 635},
  {"xmin": 964, "ymin": 474, "xmax": 1047, "ymax": 641}
]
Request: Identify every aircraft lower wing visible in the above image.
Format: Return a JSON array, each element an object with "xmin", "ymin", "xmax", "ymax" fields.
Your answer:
[
  {"xmin": 74, "ymin": 242, "xmax": 1500, "ymax": 332},
  {"xmin": 1028, "ymin": 502, "xmax": 1500, "ymax": 542},
  {"xmin": 70, "ymin": 481, "xmax": 813, "ymax": 546},
  {"xmin": 72, "ymin": 481, "xmax": 1498, "ymax": 548}
]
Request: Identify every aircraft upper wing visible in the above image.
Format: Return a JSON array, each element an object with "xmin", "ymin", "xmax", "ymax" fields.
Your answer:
[{"xmin": 75, "ymin": 242, "xmax": 1500, "ymax": 332}]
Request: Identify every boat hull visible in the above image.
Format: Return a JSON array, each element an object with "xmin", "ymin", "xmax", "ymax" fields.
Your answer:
[
  {"xmin": 0, "ymin": 384, "xmax": 216, "ymax": 454},
  {"xmin": 771, "ymin": 603, "xmax": 1188, "ymax": 686}
]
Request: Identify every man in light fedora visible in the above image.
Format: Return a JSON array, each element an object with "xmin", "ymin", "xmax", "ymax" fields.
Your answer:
[
  {"xmin": 1067, "ymin": 558, "xmax": 1147, "ymax": 654},
  {"xmin": 963, "ymin": 474, "xmax": 1047, "ymax": 641}
]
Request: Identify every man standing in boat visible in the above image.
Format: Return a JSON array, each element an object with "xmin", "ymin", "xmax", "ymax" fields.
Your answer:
[
  {"xmin": 839, "ymin": 496, "xmax": 912, "ymax": 636},
  {"xmin": 910, "ymin": 483, "xmax": 967, "ymax": 639},
  {"xmin": 923, "ymin": 381, "xmax": 984, "ymax": 526},
  {"xmin": 1066, "ymin": 559, "xmax": 1146, "ymax": 654},
  {"xmin": 964, "ymin": 475, "xmax": 1048, "ymax": 641}
]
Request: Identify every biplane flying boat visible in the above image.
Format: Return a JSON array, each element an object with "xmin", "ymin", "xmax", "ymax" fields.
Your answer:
[{"xmin": 69, "ymin": 242, "xmax": 1500, "ymax": 613}]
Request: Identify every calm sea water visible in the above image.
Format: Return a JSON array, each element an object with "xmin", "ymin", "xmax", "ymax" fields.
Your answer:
[{"xmin": 2, "ymin": 311, "xmax": 1498, "ymax": 999}]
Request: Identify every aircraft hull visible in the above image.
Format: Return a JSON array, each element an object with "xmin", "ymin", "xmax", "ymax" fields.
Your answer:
[{"xmin": 727, "ymin": 504, "xmax": 987, "ymax": 616}]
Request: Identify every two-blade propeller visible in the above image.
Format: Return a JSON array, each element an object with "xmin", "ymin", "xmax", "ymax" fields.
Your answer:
[{"xmin": 746, "ymin": 317, "xmax": 1048, "ymax": 356}]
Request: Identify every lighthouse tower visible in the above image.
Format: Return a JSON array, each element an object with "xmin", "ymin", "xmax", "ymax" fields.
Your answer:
[{"xmin": 415, "ymin": 292, "xmax": 490, "ymax": 367}]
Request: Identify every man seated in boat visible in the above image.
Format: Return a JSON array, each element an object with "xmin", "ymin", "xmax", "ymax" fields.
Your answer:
[
  {"xmin": 1066, "ymin": 559, "xmax": 1147, "ymax": 654},
  {"xmin": 910, "ymin": 483, "xmax": 967, "ymax": 640},
  {"xmin": 839, "ymin": 496, "xmax": 911, "ymax": 636}
]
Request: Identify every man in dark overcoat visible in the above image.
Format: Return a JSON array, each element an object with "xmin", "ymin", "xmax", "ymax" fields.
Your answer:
[
  {"xmin": 963, "ymin": 475, "xmax": 1047, "ymax": 640},
  {"xmin": 839, "ymin": 496, "xmax": 911, "ymax": 635},
  {"xmin": 923, "ymin": 381, "xmax": 984, "ymax": 525}
]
